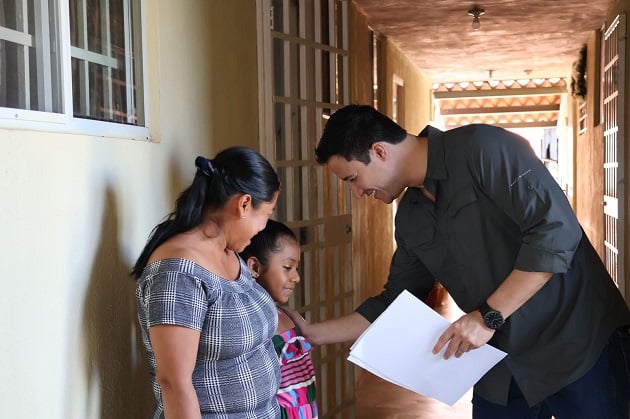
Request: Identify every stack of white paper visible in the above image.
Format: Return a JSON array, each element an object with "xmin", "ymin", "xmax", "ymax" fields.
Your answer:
[{"xmin": 348, "ymin": 290, "xmax": 507, "ymax": 406}]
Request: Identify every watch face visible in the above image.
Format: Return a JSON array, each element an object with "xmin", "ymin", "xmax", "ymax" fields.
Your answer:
[{"xmin": 483, "ymin": 311, "xmax": 505, "ymax": 330}]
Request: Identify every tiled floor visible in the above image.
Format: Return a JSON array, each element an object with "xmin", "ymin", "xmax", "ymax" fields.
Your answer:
[
  {"xmin": 355, "ymin": 290, "xmax": 473, "ymax": 419},
  {"xmin": 355, "ymin": 372, "xmax": 472, "ymax": 419}
]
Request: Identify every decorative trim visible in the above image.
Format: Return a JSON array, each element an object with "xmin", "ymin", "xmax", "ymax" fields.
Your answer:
[{"xmin": 571, "ymin": 45, "xmax": 587, "ymax": 99}]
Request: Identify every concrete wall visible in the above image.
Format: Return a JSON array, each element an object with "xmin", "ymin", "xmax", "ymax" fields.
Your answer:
[
  {"xmin": 348, "ymin": 1, "xmax": 433, "ymax": 331},
  {"xmin": 0, "ymin": 1, "xmax": 259, "ymax": 418},
  {"xmin": 573, "ymin": 30, "xmax": 605, "ymax": 258}
]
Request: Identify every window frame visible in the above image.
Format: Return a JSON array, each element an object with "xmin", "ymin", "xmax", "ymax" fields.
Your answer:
[{"xmin": 0, "ymin": 0, "xmax": 149, "ymax": 141}]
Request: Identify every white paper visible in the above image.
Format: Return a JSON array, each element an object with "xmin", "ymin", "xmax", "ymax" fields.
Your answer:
[{"xmin": 348, "ymin": 290, "xmax": 507, "ymax": 406}]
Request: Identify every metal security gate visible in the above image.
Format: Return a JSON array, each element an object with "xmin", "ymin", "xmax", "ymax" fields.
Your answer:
[
  {"xmin": 257, "ymin": 1, "xmax": 355, "ymax": 417},
  {"xmin": 602, "ymin": 14, "xmax": 626, "ymax": 292}
]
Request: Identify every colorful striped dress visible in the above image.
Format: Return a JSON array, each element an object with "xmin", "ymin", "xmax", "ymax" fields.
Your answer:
[{"xmin": 272, "ymin": 322, "xmax": 318, "ymax": 419}]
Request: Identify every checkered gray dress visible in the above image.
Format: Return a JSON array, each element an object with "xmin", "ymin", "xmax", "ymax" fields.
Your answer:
[{"xmin": 136, "ymin": 257, "xmax": 281, "ymax": 418}]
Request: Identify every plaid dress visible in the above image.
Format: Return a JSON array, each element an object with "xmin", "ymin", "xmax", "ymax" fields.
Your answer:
[{"xmin": 136, "ymin": 257, "xmax": 280, "ymax": 418}]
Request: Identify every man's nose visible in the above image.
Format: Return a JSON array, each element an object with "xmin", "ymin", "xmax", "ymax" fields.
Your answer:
[{"xmin": 349, "ymin": 183, "xmax": 363, "ymax": 198}]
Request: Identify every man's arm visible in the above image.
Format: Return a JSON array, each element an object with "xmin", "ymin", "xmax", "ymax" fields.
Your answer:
[
  {"xmin": 430, "ymin": 127, "xmax": 581, "ymax": 359},
  {"xmin": 433, "ymin": 269, "xmax": 553, "ymax": 359},
  {"xmin": 285, "ymin": 309, "xmax": 371, "ymax": 345}
]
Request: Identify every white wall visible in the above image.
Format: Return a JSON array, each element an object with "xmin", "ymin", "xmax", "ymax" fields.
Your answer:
[{"xmin": 0, "ymin": 1, "xmax": 259, "ymax": 417}]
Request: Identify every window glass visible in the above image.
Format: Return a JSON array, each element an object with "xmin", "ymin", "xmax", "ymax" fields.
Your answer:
[
  {"xmin": 0, "ymin": 0, "xmax": 144, "ymax": 127},
  {"xmin": 0, "ymin": 0, "xmax": 63, "ymax": 112},
  {"xmin": 70, "ymin": 0, "xmax": 144, "ymax": 125}
]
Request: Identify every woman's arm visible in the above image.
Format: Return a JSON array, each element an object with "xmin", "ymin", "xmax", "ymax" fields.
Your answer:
[{"xmin": 149, "ymin": 325, "xmax": 202, "ymax": 419}]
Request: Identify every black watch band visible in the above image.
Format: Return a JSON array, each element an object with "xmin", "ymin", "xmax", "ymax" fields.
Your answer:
[{"xmin": 479, "ymin": 301, "xmax": 505, "ymax": 330}]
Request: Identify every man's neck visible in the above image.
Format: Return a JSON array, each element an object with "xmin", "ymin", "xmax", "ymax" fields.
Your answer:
[{"xmin": 398, "ymin": 134, "xmax": 429, "ymax": 188}]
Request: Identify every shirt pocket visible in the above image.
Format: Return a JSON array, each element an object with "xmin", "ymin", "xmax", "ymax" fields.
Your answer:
[
  {"xmin": 447, "ymin": 187, "xmax": 478, "ymax": 217},
  {"xmin": 445, "ymin": 187, "xmax": 485, "ymax": 260}
]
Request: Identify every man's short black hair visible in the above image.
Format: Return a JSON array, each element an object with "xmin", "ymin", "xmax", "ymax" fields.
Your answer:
[{"xmin": 315, "ymin": 105, "xmax": 406, "ymax": 165}]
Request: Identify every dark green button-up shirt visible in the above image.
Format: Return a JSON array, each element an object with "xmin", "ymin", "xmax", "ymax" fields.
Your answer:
[{"xmin": 356, "ymin": 124, "xmax": 630, "ymax": 405}]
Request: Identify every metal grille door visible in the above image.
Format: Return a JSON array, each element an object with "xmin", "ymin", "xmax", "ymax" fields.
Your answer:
[
  {"xmin": 602, "ymin": 14, "xmax": 626, "ymax": 291},
  {"xmin": 258, "ymin": 1, "xmax": 355, "ymax": 417}
]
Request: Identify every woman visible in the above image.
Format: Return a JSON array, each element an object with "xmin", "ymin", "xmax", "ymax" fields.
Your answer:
[{"xmin": 132, "ymin": 147, "xmax": 281, "ymax": 418}]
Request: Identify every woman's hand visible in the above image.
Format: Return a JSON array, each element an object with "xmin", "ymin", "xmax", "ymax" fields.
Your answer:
[{"xmin": 432, "ymin": 310, "xmax": 495, "ymax": 359}]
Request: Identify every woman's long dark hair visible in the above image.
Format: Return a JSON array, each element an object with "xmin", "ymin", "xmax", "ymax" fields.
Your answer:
[{"xmin": 131, "ymin": 146, "xmax": 280, "ymax": 279}]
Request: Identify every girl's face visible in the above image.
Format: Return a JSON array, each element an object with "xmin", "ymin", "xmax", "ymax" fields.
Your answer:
[{"xmin": 257, "ymin": 238, "xmax": 301, "ymax": 304}]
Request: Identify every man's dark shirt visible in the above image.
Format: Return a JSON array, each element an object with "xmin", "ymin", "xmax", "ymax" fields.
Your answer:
[{"xmin": 356, "ymin": 124, "xmax": 630, "ymax": 405}]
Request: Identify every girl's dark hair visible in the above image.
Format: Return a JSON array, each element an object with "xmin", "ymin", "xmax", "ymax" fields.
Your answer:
[
  {"xmin": 132, "ymin": 146, "xmax": 280, "ymax": 278},
  {"xmin": 240, "ymin": 219, "xmax": 298, "ymax": 266},
  {"xmin": 315, "ymin": 104, "xmax": 407, "ymax": 165}
]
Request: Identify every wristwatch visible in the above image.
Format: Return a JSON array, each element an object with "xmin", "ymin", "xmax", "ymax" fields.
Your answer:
[{"xmin": 478, "ymin": 301, "xmax": 505, "ymax": 330}]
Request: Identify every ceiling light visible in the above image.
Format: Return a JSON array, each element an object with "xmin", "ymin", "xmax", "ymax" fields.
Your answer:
[{"xmin": 468, "ymin": 6, "xmax": 485, "ymax": 30}]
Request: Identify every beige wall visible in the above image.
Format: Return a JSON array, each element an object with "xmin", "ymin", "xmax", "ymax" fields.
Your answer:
[
  {"xmin": 0, "ymin": 1, "xmax": 259, "ymax": 418},
  {"xmin": 573, "ymin": 30, "xmax": 605, "ymax": 258},
  {"xmin": 348, "ymin": 1, "xmax": 433, "ymax": 327}
]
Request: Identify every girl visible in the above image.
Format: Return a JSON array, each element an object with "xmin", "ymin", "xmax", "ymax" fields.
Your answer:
[
  {"xmin": 241, "ymin": 219, "xmax": 318, "ymax": 419},
  {"xmin": 132, "ymin": 147, "xmax": 281, "ymax": 418}
]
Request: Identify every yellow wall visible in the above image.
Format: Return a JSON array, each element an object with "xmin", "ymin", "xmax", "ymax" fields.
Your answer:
[
  {"xmin": 0, "ymin": 1, "xmax": 259, "ymax": 418},
  {"xmin": 348, "ymin": 1, "xmax": 433, "ymax": 329},
  {"xmin": 382, "ymin": 38, "xmax": 433, "ymax": 135},
  {"xmin": 573, "ymin": 31, "xmax": 605, "ymax": 257}
]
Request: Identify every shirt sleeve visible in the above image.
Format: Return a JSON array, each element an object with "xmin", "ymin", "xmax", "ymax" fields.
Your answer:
[
  {"xmin": 468, "ymin": 125, "xmax": 581, "ymax": 273},
  {"xmin": 356, "ymin": 225, "xmax": 435, "ymax": 322},
  {"xmin": 140, "ymin": 271, "xmax": 210, "ymax": 331}
]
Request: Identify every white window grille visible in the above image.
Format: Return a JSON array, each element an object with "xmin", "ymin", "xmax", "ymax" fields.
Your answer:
[{"xmin": 0, "ymin": 0, "xmax": 147, "ymax": 138}]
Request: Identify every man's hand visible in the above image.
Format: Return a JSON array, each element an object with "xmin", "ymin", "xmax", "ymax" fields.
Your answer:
[
  {"xmin": 280, "ymin": 306, "xmax": 313, "ymax": 338},
  {"xmin": 432, "ymin": 310, "xmax": 495, "ymax": 359}
]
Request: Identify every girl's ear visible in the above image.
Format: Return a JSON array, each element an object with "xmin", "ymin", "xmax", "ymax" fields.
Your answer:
[{"xmin": 246, "ymin": 256, "xmax": 262, "ymax": 279}]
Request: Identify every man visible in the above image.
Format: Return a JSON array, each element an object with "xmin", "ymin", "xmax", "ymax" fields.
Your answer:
[{"xmin": 296, "ymin": 104, "xmax": 630, "ymax": 418}]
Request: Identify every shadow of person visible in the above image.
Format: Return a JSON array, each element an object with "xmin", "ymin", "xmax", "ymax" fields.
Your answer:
[{"xmin": 83, "ymin": 187, "xmax": 153, "ymax": 418}]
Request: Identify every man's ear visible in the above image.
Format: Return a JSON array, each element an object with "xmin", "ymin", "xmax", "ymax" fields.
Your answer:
[
  {"xmin": 371, "ymin": 142, "xmax": 388, "ymax": 161},
  {"xmin": 246, "ymin": 256, "xmax": 262, "ymax": 279}
]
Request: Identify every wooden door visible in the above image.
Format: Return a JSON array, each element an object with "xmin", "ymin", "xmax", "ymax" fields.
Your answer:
[{"xmin": 257, "ymin": 1, "xmax": 355, "ymax": 417}]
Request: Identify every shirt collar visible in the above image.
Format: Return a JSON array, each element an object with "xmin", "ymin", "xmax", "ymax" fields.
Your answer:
[{"xmin": 418, "ymin": 125, "xmax": 448, "ymax": 196}]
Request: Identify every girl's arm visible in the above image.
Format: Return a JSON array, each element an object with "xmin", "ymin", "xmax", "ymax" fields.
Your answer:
[{"xmin": 149, "ymin": 325, "xmax": 202, "ymax": 419}]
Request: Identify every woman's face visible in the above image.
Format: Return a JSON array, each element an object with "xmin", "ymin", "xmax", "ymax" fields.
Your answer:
[
  {"xmin": 232, "ymin": 192, "xmax": 279, "ymax": 252},
  {"xmin": 257, "ymin": 238, "xmax": 301, "ymax": 304}
]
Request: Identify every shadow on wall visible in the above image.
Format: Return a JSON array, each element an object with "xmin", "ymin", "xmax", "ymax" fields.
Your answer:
[{"xmin": 82, "ymin": 187, "xmax": 154, "ymax": 418}]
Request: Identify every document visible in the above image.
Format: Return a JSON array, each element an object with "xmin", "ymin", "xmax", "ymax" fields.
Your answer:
[{"xmin": 348, "ymin": 290, "xmax": 507, "ymax": 406}]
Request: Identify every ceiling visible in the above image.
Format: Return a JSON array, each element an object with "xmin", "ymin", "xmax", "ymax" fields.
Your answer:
[
  {"xmin": 354, "ymin": 0, "xmax": 611, "ymax": 82},
  {"xmin": 353, "ymin": 0, "xmax": 612, "ymax": 129}
]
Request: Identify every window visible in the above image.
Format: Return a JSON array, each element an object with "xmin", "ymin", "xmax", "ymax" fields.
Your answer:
[
  {"xmin": 0, "ymin": 0, "xmax": 146, "ymax": 136},
  {"xmin": 0, "ymin": 0, "xmax": 63, "ymax": 113}
]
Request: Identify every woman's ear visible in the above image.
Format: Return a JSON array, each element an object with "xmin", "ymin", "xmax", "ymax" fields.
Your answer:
[
  {"xmin": 237, "ymin": 194, "xmax": 252, "ymax": 219},
  {"xmin": 246, "ymin": 256, "xmax": 262, "ymax": 279}
]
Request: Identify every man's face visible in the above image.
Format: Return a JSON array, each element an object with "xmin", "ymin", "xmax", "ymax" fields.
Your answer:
[{"xmin": 327, "ymin": 150, "xmax": 404, "ymax": 204}]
